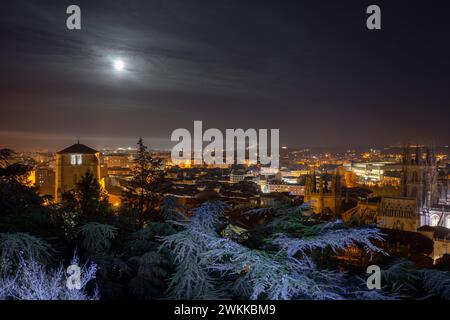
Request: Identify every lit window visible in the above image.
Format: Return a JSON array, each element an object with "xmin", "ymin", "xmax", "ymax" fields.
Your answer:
[
  {"xmin": 446, "ymin": 216, "xmax": 450, "ymax": 229},
  {"xmin": 430, "ymin": 214, "xmax": 440, "ymax": 227},
  {"xmin": 70, "ymin": 154, "xmax": 82, "ymax": 165}
]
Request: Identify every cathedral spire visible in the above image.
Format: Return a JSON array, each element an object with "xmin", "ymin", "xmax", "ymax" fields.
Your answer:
[
  {"xmin": 415, "ymin": 145, "xmax": 420, "ymax": 165},
  {"xmin": 430, "ymin": 142, "xmax": 436, "ymax": 165},
  {"xmin": 402, "ymin": 145, "xmax": 409, "ymax": 166}
]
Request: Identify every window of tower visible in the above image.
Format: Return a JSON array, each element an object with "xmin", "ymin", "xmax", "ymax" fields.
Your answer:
[{"xmin": 70, "ymin": 154, "xmax": 82, "ymax": 165}]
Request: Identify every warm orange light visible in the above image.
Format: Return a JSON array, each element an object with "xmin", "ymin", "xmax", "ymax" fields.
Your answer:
[
  {"xmin": 26, "ymin": 170, "xmax": 36, "ymax": 187},
  {"xmin": 181, "ymin": 159, "xmax": 191, "ymax": 168}
]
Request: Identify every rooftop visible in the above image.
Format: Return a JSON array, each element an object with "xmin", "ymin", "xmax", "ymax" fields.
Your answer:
[
  {"xmin": 57, "ymin": 143, "xmax": 98, "ymax": 155},
  {"xmin": 417, "ymin": 225, "xmax": 450, "ymax": 240}
]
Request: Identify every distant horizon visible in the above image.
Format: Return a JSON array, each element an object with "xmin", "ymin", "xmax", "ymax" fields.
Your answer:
[
  {"xmin": 2, "ymin": 128, "xmax": 449, "ymax": 153},
  {"xmin": 4, "ymin": 138, "xmax": 449, "ymax": 154}
]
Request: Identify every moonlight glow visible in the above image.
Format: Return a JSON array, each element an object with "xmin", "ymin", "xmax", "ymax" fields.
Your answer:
[{"xmin": 113, "ymin": 59, "xmax": 125, "ymax": 72}]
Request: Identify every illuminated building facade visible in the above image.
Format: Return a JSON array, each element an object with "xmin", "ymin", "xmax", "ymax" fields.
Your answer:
[
  {"xmin": 343, "ymin": 161, "xmax": 401, "ymax": 185},
  {"xmin": 400, "ymin": 146, "xmax": 439, "ymax": 210},
  {"xmin": 103, "ymin": 154, "xmax": 133, "ymax": 168},
  {"xmin": 377, "ymin": 146, "xmax": 450, "ymax": 231},
  {"xmin": 261, "ymin": 183, "xmax": 304, "ymax": 196},
  {"xmin": 35, "ymin": 167, "xmax": 55, "ymax": 197},
  {"xmin": 304, "ymin": 170, "xmax": 342, "ymax": 215},
  {"xmin": 54, "ymin": 143, "xmax": 103, "ymax": 202},
  {"xmin": 377, "ymin": 197, "xmax": 419, "ymax": 232}
]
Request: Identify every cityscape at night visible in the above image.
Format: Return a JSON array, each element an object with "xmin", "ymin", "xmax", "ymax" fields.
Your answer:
[{"xmin": 0, "ymin": 0, "xmax": 449, "ymax": 314}]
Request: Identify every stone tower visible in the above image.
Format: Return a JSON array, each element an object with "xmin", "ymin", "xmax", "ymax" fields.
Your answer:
[
  {"xmin": 54, "ymin": 143, "xmax": 102, "ymax": 202},
  {"xmin": 304, "ymin": 169, "xmax": 342, "ymax": 215},
  {"xmin": 401, "ymin": 146, "xmax": 438, "ymax": 210}
]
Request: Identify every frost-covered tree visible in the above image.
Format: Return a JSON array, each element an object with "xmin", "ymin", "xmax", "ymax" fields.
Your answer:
[
  {"xmin": 79, "ymin": 223, "xmax": 125, "ymax": 273},
  {"xmin": 246, "ymin": 202, "xmax": 316, "ymax": 245},
  {"xmin": 0, "ymin": 255, "xmax": 98, "ymax": 300},
  {"xmin": 420, "ymin": 269, "xmax": 450, "ymax": 299},
  {"xmin": 370, "ymin": 259, "xmax": 450, "ymax": 300},
  {"xmin": 124, "ymin": 223, "xmax": 176, "ymax": 299},
  {"xmin": 125, "ymin": 222, "xmax": 176, "ymax": 255},
  {"xmin": 0, "ymin": 233, "xmax": 54, "ymax": 275},
  {"xmin": 80, "ymin": 222, "xmax": 118, "ymax": 255},
  {"xmin": 271, "ymin": 220, "xmax": 385, "ymax": 258},
  {"xmin": 127, "ymin": 250, "xmax": 172, "ymax": 299},
  {"xmin": 0, "ymin": 232, "xmax": 96, "ymax": 301},
  {"xmin": 206, "ymin": 221, "xmax": 385, "ymax": 299},
  {"xmin": 161, "ymin": 202, "xmax": 228, "ymax": 299},
  {"xmin": 161, "ymin": 201, "xmax": 388, "ymax": 300},
  {"xmin": 161, "ymin": 196, "xmax": 185, "ymax": 222}
]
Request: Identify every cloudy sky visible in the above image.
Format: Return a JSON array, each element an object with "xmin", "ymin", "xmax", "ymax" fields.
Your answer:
[{"xmin": 1, "ymin": 0, "xmax": 449, "ymax": 151}]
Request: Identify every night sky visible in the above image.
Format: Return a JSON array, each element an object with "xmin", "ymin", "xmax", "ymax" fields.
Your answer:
[{"xmin": 1, "ymin": 0, "xmax": 449, "ymax": 150}]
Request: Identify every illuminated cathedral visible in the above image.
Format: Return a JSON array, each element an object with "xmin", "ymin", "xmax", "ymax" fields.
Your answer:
[{"xmin": 377, "ymin": 146, "xmax": 450, "ymax": 231}]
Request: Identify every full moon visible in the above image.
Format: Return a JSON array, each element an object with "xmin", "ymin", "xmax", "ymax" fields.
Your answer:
[{"xmin": 113, "ymin": 59, "xmax": 125, "ymax": 72}]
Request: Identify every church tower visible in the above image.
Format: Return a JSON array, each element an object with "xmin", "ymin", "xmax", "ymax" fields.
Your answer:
[
  {"xmin": 401, "ymin": 146, "xmax": 438, "ymax": 210},
  {"xmin": 304, "ymin": 169, "xmax": 342, "ymax": 215},
  {"xmin": 379, "ymin": 146, "xmax": 449, "ymax": 230},
  {"xmin": 54, "ymin": 143, "xmax": 102, "ymax": 202}
]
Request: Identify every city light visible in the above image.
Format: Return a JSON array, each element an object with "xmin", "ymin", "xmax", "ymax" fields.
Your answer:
[{"xmin": 1, "ymin": 0, "xmax": 450, "ymax": 307}]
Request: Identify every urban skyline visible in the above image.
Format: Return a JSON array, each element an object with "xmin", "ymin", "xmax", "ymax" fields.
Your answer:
[{"xmin": 1, "ymin": 0, "xmax": 449, "ymax": 307}]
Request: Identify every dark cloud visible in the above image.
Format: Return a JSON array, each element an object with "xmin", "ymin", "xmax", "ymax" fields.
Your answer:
[{"xmin": 0, "ymin": 0, "xmax": 449, "ymax": 150}]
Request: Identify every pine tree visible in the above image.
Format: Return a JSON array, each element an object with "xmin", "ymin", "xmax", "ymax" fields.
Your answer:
[
  {"xmin": 161, "ymin": 202, "xmax": 228, "ymax": 299},
  {"xmin": 78, "ymin": 222, "xmax": 128, "ymax": 299},
  {"xmin": 161, "ymin": 201, "xmax": 391, "ymax": 300},
  {"xmin": 161, "ymin": 196, "xmax": 185, "ymax": 221},
  {"xmin": 125, "ymin": 223, "xmax": 176, "ymax": 299},
  {"xmin": 0, "ymin": 254, "xmax": 98, "ymax": 300},
  {"xmin": 62, "ymin": 170, "xmax": 111, "ymax": 219},
  {"xmin": 122, "ymin": 138, "xmax": 167, "ymax": 227},
  {"xmin": 0, "ymin": 233, "xmax": 54, "ymax": 275}
]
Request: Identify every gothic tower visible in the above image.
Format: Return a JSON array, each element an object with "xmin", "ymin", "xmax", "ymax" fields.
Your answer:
[
  {"xmin": 304, "ymin": 169, "xmax": 342, "ymax": 215},
  {"xmin": 401, "ymin": 146, "xmax": 438, "ymax": 210}
]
